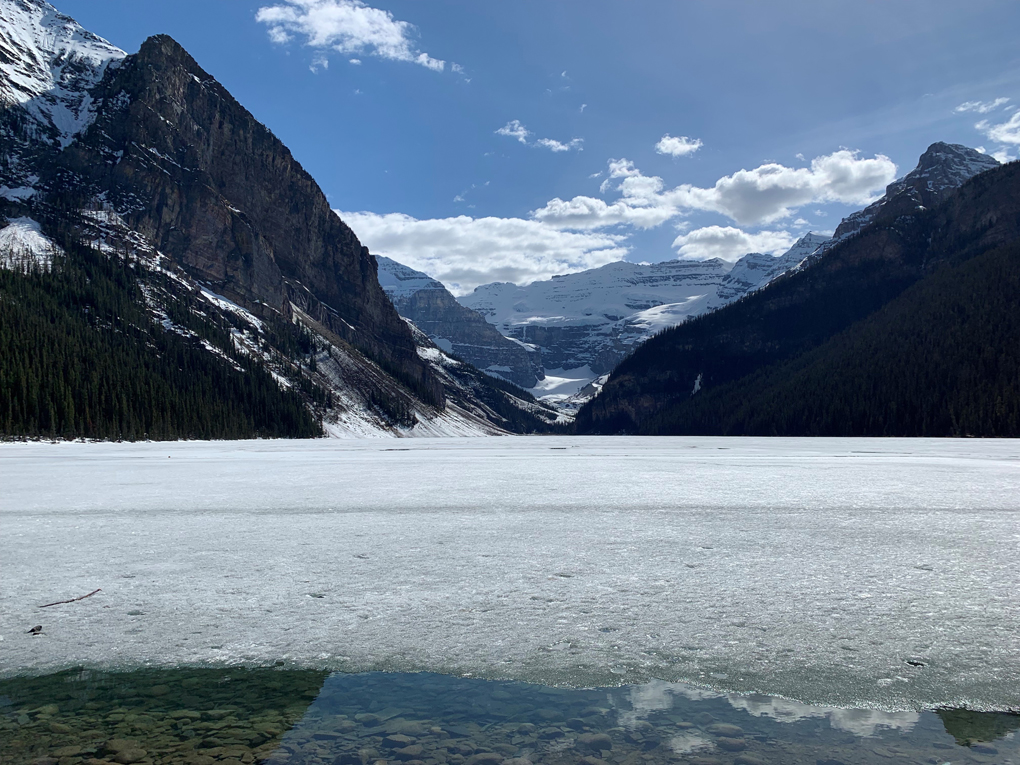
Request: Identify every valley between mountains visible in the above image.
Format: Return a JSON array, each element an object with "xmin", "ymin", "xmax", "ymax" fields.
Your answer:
[{"xmin": 1, "ymin": 0, "xmax": 1018, "ymax": 439}]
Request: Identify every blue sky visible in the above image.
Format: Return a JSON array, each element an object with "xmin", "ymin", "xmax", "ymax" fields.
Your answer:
[{"xmin": 58, "ymin": 0, "xmax": 1020, "ymax": 293}]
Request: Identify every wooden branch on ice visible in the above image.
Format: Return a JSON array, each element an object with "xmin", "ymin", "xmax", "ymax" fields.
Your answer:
[{"xmin": 39, "ymin": 588, "xmax": 102, "ymax": 608}]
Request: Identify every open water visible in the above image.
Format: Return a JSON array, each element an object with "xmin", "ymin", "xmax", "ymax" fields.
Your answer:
[{"xmin": 2, "ymin": 668, "xmax": 1019, "ymax": 765}]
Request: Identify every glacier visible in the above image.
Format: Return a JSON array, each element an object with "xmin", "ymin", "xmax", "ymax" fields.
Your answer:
[{"xmin": 2, "ymin": 437, "xmax": 1019, "ymax": 713}]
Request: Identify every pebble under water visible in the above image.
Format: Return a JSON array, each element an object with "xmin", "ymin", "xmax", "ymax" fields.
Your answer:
[{"xmin": 1, "ymin": 669, "xmax": 1018, "ymax": 765}]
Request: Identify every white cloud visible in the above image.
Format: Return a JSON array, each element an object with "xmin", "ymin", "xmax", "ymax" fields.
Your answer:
[
  {"xmin": 672, "ymin": 226, "xmax": 796, "ymax": 262},
  {"xmin": 496, "ymin": 120, "xmax": 583, "ymax": 152},
  {"xmin": 955, "ymin": 98, "xmax": 1011, "ymax": 114},
  {"xmin": 341, "ymin": 147, "xmax": 897, "ymax": 291},
  {"xmin": 536, "ymin": 137, "xmax": 583, "ymax": 152},
  {"xmin": 496, "ymin": 120, "xmax": 529, "ymax": 144},
  {"xmin": 977, "ymin": 111, "xmax": 1020, "ymax": 145},
  {"xmin": 655, "ymin": 134, "xmax": 703, "ymax": 157},
  {"xmin": 340, "ymin": 211, "xmax": 629, "ymax": 294},
  {"xmin": 534, "ymin": 150, "xmax": 896, "ymax": 229},
  {"xmin": 674, "ymin": 150, "xmax": 897, "ymax": 225},
  {"xmin": 991, "ymin": 147, "xmax": 1016, "ymax": 163},
  {"xmin": 256, "ymin": 0, "xmax": 446, "ymax": 72},
  {"xmin": 608, "ymin": 158, "xmax": 640, "ymax": 178}
]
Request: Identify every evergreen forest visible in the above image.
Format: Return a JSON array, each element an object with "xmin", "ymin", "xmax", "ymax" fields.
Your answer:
[{"xmin": 0, "ymin": 235, "xmax": 322, "ymax": 441}]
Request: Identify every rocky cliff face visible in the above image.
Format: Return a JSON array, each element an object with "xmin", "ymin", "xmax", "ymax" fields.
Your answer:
[
  {"xmin": 41, "ymin": 33, "xmax": 441, "ymax": 405},
  {"xmin": 377, "ymin": 256, "xmax": 542, "ymax": 389}
]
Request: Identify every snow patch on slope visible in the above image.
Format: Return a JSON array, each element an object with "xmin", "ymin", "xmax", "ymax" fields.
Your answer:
[
  {"xmin": 375, "ymin": 254, "xmax": 446, "ymax": 298},
  {"xmin": 0, "ymin": 0, "xmax": 125, "ymax": 147},
  {"xmin": 0, "ymin": 215, "xmax": 60, "ymax": 271}
]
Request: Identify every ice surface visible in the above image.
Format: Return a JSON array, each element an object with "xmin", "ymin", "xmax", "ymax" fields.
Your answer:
[{"xmin": 2, "ymin": 437, "xmax": 1019, "ymax": 712}]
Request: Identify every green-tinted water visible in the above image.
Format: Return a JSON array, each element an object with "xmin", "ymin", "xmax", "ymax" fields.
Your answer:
[{"xmin": 1, "ymin": 669, "xmax": 1017, "ymax": 765}]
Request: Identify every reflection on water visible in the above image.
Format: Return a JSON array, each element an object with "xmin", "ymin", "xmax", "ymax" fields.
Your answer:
[{"xmin": 1, "ymin": 669, "xmax": 1018, "ymax": 765}]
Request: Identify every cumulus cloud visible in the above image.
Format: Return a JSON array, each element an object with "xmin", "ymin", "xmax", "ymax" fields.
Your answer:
[
  {"xmin": 256, "ymin": 0, "xmax": 446, "ymax": 71},
  {"xmin": 674, "ymin": 151, "xmax": 896, "ymax": 225},
  {"xmin": 495, "ymin": 120, "xmax": 583, "ymax": 152},
  {"xmin": 977, "ymin": 111, "xmax": 1020, "ymax": 145},
  {"xmin": 655, "ymin": 134, "xmax": 703, "ymax": 157},
  {"xmin": 342, "ymin": 148, "xmax": 897, "ymax": 290},
  {"xmin": 339, "ymin": 211, "xmax": 629, "ymax": 294},
  {"xmin": 672, "ymin": 226, "xmax": 797, "ymax": 261},
  {"xmin": 955, "ymin": 98, "xmax": 1011, "ymax": 114},
  {"xmin": 535, "ymin": 150, "xmax": 896, "ymax": 229}
]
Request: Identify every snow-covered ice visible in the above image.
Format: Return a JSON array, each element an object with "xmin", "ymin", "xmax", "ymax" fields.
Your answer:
[{"xmin": 2, "ymin": 436, "xmax": 1019, "ymax": 712}]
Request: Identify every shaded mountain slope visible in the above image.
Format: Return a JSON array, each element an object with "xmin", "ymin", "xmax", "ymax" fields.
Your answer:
[
  {"xmin": 576, "ymin": 158, "xmax": 1020, "ymax": 434},
  {"xmin": 377, "ymin": 255, "xmax": 543, "ymax": 389},
  {"xmin": 645, "ymin": 240, "xmax": 1020, "ymax": 436}
]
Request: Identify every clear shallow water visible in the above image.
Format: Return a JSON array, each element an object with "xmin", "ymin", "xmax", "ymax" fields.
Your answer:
[
  {"xmin": 1, "ymin": 669, "xmax": 1019, "ymax": 765},
  {"xmin": 2, "ymin": 437, "xmax": 1020, "ymax": 710}
]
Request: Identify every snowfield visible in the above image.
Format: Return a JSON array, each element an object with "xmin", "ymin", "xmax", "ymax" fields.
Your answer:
[{"xmin": 2, "ymin": 437, "xmax": 1019, "ymax": 712}]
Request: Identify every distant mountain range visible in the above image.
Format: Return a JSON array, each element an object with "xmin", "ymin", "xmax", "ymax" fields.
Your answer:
[
  {"xmin": 379, "ymin": 143, "xmax": 999, "ymax": 413},
  {"xmin": 378, "ymin": 235, "xmax": 832, "ymax": 409},
  {"xmin": 0, "ymin": 0, "xmax": 559, "ymax": 439}
]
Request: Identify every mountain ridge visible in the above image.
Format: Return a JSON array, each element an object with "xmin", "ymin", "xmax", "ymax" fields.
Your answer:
[
  {"xmin": 1, "ymin": 1, "xmax": 558, "ymax": 439},
  {"xmin": 377, "ymin": 255, "xmax": 543, "ymax": 389},
  {"xmin": 575, "ymin": 157, "xmax": 1020, "ymax": 435}
]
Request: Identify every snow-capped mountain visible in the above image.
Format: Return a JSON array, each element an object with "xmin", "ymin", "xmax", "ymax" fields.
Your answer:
[
  {"xmin": 0, "ymin": 0, "xmax": 125, "ymax": 205},
  {"xmin": 1, "ymin": 0, "xmax": 558, "ymax": 439},
  {"xmin": 0, "ymin": 0, "xmax": 123, "ymax": 146},
  {"xmin": 448, "ymin": 142, "xmax": 997, "ymax": 410},
  {"xmin": 454, "ymin": 233, "xmax": 829, "ymax": 405}
]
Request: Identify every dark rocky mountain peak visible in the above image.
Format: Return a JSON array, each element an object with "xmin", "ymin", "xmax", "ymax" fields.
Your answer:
[
  {"xmin": 831, "ymin": 142, "xmax": 999, "ymax": 242},
  {"xmin": 42, "ymin": 32, "xmax": 443, "ymax": 405}
]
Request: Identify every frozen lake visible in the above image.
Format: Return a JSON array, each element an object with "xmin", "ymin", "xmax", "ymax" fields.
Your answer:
[{"xmin": 2, "ymin": 436, "xmax": 1019, "ymax": 711}]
